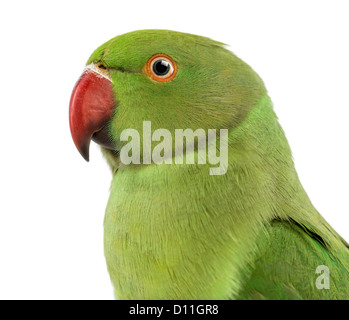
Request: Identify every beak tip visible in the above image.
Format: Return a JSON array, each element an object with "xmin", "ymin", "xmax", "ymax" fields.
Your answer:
[
  {"xmin": 82, "ymin": 153, "xmax": 90, "ymax": 162},
  {"xmin": 78, "ymin": 143, "xmax": 90, "ymax": 162}
]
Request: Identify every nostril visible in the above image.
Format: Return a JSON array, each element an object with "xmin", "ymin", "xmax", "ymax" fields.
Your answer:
[{"xmin": 98, "ymin": 64, "xmax": 107, "ymax": 70}]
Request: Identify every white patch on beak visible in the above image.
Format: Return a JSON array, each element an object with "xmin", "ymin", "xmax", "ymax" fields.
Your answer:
[{"xmin": 85, "ymin": 63, "xmax": 112, "ymax": 82}]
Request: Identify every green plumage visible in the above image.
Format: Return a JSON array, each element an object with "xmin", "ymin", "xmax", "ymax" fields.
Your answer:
[{"xmin": 86, "ymin": 30, "xmax": 349, "ymax": 299}]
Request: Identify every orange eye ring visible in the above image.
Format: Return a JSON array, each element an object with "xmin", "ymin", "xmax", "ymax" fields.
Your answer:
[{"xmin": 144, "ymin": 53, "xmax": 177, "ymax": 82}]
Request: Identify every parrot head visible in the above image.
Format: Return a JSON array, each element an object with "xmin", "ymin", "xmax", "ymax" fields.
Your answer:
[{"xmin": 69, "ymin": 30, "xmax": 266, "ymax": 162}]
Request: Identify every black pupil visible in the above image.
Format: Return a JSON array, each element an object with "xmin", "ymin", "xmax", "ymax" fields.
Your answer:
[{"xmin": 153, "ymin": 59, "xmax": 170, "ymax": 76}]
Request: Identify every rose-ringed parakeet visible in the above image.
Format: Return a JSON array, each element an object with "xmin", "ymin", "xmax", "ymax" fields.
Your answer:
[{"xmin": 69, "ymin": 30, "xmax": 349, "ymax": 299}]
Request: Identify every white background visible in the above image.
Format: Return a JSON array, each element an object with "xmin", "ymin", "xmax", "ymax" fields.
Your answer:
[{"xmin": 0, "ymin": 0, "xmax": 348, "ymax": 299}]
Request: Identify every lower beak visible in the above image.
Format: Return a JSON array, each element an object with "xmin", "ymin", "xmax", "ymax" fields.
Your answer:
[{"xmin": 69, "ymin": 64, "xmax": 115, "ymax": 161}]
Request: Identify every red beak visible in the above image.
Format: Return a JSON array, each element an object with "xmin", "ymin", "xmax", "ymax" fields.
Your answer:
[{"xmin": 69, "ymin": 67, "xmax": 115, "ymax": 161}]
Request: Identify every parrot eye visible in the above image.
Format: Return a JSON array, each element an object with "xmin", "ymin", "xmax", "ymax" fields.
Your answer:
[{"xmin": 145, "ymin": 54, "xmax": 177, "ymax": 82}]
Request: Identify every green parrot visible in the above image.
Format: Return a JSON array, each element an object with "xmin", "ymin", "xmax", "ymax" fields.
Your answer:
[{"xmin": 69, "ymin": 29, "xmax": 349, "ymax": 300}]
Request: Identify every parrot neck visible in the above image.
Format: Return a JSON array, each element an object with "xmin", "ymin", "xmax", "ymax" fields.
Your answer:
[{"xmin": 228, "ymin": 94, "xmax": 311, "ymax": 220}]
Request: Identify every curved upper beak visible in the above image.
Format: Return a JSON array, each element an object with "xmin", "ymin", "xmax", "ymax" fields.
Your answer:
[{"xmin": 69, "ymin": 64, "xmax": 115, "ymax": 161}]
